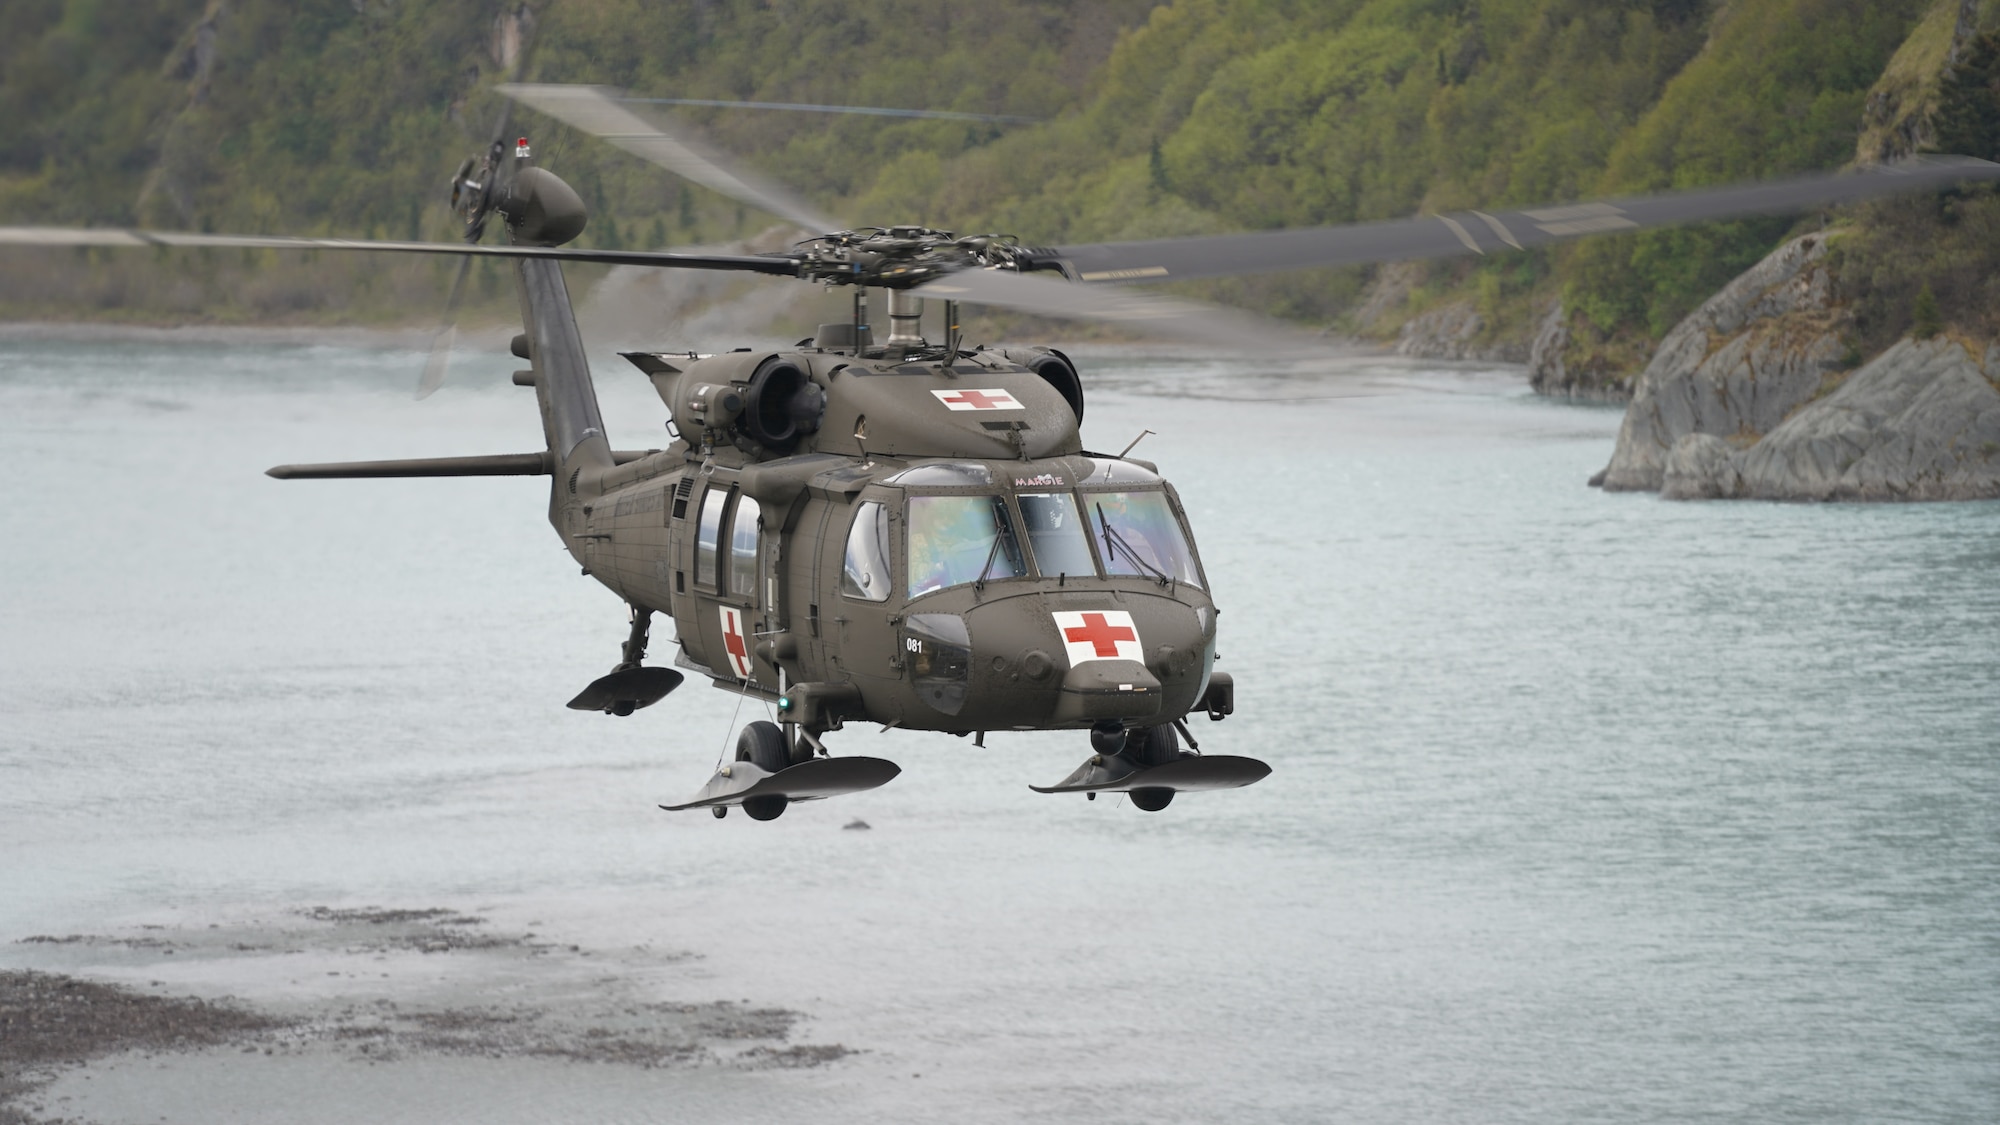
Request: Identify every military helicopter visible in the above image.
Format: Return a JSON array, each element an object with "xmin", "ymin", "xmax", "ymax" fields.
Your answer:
[{"xmin": 6, "ymin": 83, "xmax": 1996, "ymax": 822}]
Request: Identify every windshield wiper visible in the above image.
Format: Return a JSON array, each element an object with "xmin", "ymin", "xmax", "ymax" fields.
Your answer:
[
  {"xmin": 973, "ymin": 509, "xmax": 1011, "ymax": 592},
  {"xmin": 1096, "ymin": 502, "xmax": 1170, "ymax": 584}
]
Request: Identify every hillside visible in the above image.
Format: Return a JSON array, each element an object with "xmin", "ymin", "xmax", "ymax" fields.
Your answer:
[{"xmin": 3, "ymin": 0, "xmax": 1998, "ymax": 385}]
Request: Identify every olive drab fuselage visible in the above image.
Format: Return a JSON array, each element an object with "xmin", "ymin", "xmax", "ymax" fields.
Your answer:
[{"xmin": 547, "ymin": 341, "xmax": 1220, "ymax": 736}]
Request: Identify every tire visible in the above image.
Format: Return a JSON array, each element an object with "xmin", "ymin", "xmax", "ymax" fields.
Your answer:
[
  {"xmin": 735, "ymin": 721, "xmax": 790, "ymax": 773},
  {"xmin": 1124, "ymin": 724, "xmax": 1179, "ymax": 768},
  {"xmin": 1129, "ymin": 787, "xmax": 1175, "ymax": 812},
  {"xmin": 735, "ymin": 721, "xmax": 791, "ymax": 822},
  {"xmin": 743, "ymin": 795, "xmax": 788, "ymax": 821}
]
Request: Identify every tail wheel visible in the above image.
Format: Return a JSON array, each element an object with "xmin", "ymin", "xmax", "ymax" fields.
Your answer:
[{"xmin": 735, "ymin": 721, "xmax": 790, "ymax": 821}]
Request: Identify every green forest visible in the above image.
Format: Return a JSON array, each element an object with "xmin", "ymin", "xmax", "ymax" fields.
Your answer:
[{"xmin": 5, "ymin": 0, "xmax": 2000, "ymax": 389}]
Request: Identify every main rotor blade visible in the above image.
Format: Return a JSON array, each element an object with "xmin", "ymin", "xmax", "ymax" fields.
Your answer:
[
  {"xmin": 0, "ymin": 227, "xmax": 804, "ymax": 275},
  {"xmin": 616, "ymin": 96, "xmax": 1040, "ymax": 125},
  {"xmin": 915, "ymin": 269, "xmax": 1324, "ymax": 353},
  {"xmin": 1045, "ymin": 155, "xmax": 2000, "ymax": 283},
  {"xmin": 498, "ymin": 83, "xmax": 843, "ymax": 234}
]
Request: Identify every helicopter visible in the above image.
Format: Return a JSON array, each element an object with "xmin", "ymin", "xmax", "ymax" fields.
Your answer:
[{"xmin": 5, "ymin": 82, "xmax": 1997, "ymax": 822}]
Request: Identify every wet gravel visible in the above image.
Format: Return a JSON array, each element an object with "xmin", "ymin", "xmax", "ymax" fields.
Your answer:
[
  {"xmin": 0, "ymin": 971, "xmax": 283, "ymax": 1125},
  {"xmin": 2, "ymin": 907, "xmax": 855, "ymax": 1124}
]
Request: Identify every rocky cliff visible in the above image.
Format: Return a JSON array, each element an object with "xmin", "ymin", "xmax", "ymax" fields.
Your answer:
[
  {"xmin": 1590, "ymin": 226, "xmax": 2000, "ymax": 502},
  {"xmin": 1595, "ymin": 234, "xmax": 1854, "ymax": 491},
  {"xmin": 1660, "ymin": 337, "xmax": 2000, "ymax": 500}
]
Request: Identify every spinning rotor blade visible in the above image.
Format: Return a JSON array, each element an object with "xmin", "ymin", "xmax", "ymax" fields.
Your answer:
[
  {"xmin": 617, "ymin": 96, "xmax": 1040, "ymax": 125},
  {"xmin": 499, "ymin": 84, "xmax": 843, "ymax": 234},
  {"xmin": 1045, "ymin": 156, "xmax": 2000, "ymax": 283},
  {"xmin": 418, "ymin": 254, "xmax": 473, "ymax": 399},
  {"xmin": 917, "ymin": 268, "xmax": 1323, "ymax": 353},
  {"xmin": 425, "ymin": 23, "xmax": 542, "ymax": 397},
  {"xmin": 0, "ymin": 226, "xmax": 801, "ymax": 273}
]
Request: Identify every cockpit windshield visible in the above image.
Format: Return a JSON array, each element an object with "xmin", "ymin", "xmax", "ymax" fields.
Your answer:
[
  {"xmin": 906, "ymin": 494, "xmax": 1027, "ymax": 598},
  {"xmin": 1016, "ymin": 492, "xmax": 1094, "ymax": 579},
  {"xmin": 1086, "ymin": 490, "xmax": 1203, "ymax": 588}
]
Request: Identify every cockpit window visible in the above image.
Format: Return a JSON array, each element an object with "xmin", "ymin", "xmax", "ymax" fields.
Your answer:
[
  {"xmin": 1016, "ymin": 493, "xmax": 1095, "ymax": 579},
  {"xmin": 885, "ymin": 461, "xmax": 992, "ymax": 486},
  {"xmin": 1086, "ymin": 490, "xmax": 1203, "ymax": 589},
  {"xmin": 841, "ymin": 501, "xmax": 892, "ymax": 602},
  {"xmin": 907, "ymin": 495, "xmax": 1026, "ymax": 598}
]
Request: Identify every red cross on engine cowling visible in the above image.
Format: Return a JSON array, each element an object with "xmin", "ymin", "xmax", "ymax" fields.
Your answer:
[
  {"xmin": 1063, "ymin": 612, "xmax": 1137, "ymax": 658},
  {"xmin": 931, "ymin": 387, "xmax": 1021, "ymax": 411}
]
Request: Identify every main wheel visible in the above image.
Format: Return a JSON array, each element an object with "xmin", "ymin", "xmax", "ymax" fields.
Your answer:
[
  {"xmin": 735, "ymin": 721, "xmax": 790, "ymax": 773},
  {"xmin": 742, "ymin": 796, "xmax": 788, "ymax": 821},
  {"xmin": 1125, "ymin": 726, "xmax": 1178, "ymax": 812},
  {"xmin": 1124, "ymin": 724, "xmax": 1179, "ymax": 768},
  {"xmin": 735, "ymin": 721, "xmax": 790, "ymax": 822}
]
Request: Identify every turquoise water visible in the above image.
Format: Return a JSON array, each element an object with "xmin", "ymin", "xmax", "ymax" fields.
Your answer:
[{"xmin": 2, "ymin": 336, "xmax": 1995, "ymax": 1123}]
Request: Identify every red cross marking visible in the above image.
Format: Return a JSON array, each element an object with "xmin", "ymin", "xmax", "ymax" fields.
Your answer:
[
  {"xmin": 1063, "ymin": 612, "xmax": 1137, "ymax": 658},
  {"xmin": 941, "ymin": 389, "xmax": 1011, "ymax": 409},
  {"xmin": 722, "ymin": 611, "xmax": 749, "ymax": 669}
]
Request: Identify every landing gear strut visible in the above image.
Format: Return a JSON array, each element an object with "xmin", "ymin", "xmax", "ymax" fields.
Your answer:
[{"xmin": 568, "ymin": 605, "xmax": 684, "ymax": 716}]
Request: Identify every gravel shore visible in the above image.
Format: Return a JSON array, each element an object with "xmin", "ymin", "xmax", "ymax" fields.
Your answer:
[{"xmin": 1, "ymin": 907, "xmax": 853, "ymax": 1124}]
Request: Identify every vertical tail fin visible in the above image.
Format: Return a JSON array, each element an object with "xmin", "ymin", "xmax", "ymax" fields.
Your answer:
[{"xmin": 516, "ymin": 257, "xmax": 614, "ymax": 521}]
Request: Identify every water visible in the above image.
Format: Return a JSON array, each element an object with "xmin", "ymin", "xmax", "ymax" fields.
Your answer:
[{"xmin": 2, "ymin": 334, "xmax": 1996, "ymax": 1123}]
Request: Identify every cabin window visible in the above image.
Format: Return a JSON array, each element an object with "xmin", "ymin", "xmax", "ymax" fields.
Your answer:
[
  {"xmin": 1084, "ymin": 490, "xmax": 1203, "ymax": 589},
  {"xmin": 906, "ymin": 495, "xmax": 1026, "ymax": 598},
  {"xmin": 728, "ymin": 495, "xmax": 761, "ymax": 599},
  {"xmin": 1016, "ymin": 492, "xmax": 1095, "ymax": 579},
  {"xmin": 841, "ymin": 501, "xmax": 892, "ymax": 602},
  {"xmin": 695, "ymin": 487, "xmax": 728, "ymax": 589}
]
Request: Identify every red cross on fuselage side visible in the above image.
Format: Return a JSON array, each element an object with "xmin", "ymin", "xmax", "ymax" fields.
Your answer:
[
  {"xmin": 941, "ymin": 389, "xmax": 1012, "ymax": 409},
  {"xmin": 722, "ymin": 610, "xmax": 748, "ymax": 671},
  {"xmin": 1063, "ymin": 612, "xmax": 1137, "ymax": 658}
]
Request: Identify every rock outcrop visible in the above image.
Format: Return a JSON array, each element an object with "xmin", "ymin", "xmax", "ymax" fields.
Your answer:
[
  {"xmin": 1597, "ymin": 234, "xmax": 1850, "ymax": 491},
  {"xmin": 1663, "ymin": 337, "xmax": 2000, "ymax": 501},
  {"xmin": 1394, "ymin": 299, "xmax": 1528, "ymax": 362}
]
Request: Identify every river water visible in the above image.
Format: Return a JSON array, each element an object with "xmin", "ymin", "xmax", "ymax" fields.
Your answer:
[{"xmin": 2, "ymin": 334, "xmax": 1995, "ymax": 1124}]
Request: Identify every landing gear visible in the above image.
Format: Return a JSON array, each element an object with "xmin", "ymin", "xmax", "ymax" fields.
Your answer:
[
  {"xmin": 1123, "ymin": 725, "xmax": 1180, "ymax": 810},
  {"xmin": 568, "ymin": 606, "xmax": 684, "ymax": 715},
  {"xmin": 736, "ymin": 721, "xmax": 791, "ymax": 821},
  {"xmin": 660, "ymin": 720, "xmax": 901, "ymax": 821},
  {"xmin": 1031, "ymin": 719, "xmax": 1270, "ymax": 809}
]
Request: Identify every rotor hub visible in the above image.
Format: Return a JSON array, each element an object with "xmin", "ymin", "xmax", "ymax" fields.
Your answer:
[{"xmin": 792, "ymin": 227, "xmax": 1060, "ymax": 289}]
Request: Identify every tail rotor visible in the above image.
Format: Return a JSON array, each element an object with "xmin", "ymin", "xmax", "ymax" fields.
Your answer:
[{"xmin": 418, "ymin": 24, "xmax": 540, "ymax": 400}]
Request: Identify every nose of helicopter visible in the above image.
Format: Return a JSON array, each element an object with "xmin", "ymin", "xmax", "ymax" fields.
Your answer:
[{"xmin": 942, "ymin": 589, "xmax": 1215, "ymax": 730}]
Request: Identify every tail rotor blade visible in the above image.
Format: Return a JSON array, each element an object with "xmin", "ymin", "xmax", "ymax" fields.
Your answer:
[
  {"xmin": 499, "ymin": 83, "xmax": 844, "ymax": 234},
  {"xmin": 417, "ymin": 253, "xmax": 473, "ymax": 399}
]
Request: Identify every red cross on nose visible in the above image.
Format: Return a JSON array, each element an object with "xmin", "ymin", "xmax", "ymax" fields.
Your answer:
[
  {"xmin": 1063, "ymin": 612, "xmax": 1137, "ymax": 658},
  {"xmin": 940, "ymin": 389, "xmax": 1012, "ymax": 409}
]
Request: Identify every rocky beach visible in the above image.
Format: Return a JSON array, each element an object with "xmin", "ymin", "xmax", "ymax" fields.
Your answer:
[{"xmin": 1, "ymin": 908, "xmax": 847, "ymax": 1125}]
